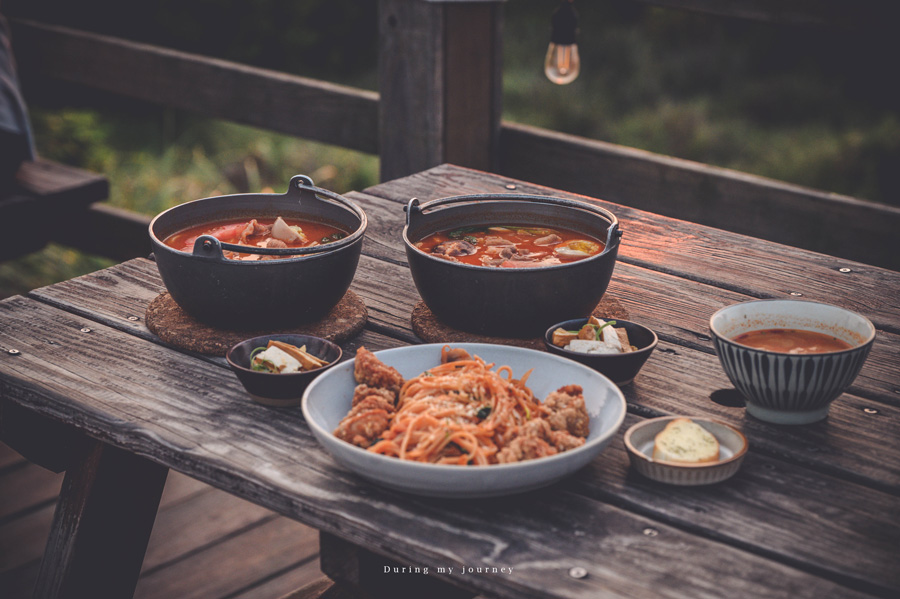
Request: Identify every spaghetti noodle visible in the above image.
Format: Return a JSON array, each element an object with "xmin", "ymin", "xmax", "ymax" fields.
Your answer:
[{"xmin": 333, "ymin": 346, "xmax": 590, "ymax": 465}]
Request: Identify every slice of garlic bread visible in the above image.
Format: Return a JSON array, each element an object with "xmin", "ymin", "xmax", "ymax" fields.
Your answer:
[{"xmin": 652, "ymin": 418, "xmax": 720, "ymax": 463}]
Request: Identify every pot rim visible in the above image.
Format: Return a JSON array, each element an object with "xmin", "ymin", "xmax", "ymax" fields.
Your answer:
[
  {"xmin": 149, "ymin": 175, "xmax": 367, "ymax": 259},
  {"xmin": 402, "ymin": 193, "xmax": 621, "ymax": 272}
]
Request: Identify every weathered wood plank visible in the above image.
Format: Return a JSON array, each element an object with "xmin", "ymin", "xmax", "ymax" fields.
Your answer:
[
  {"xmin": 0, "ymin": 159, "xmax": 108, "ymax": 260},
  {"xmin": 52, "ymin": 203, "xmax": 153, "ymax": 263},
  {"xmin": 12, "ymin": 20, "xmax": 379, "ymax": 155},
  {"xmin": 25, "ymin": 258, "xmax": 406, "ymax": 360},
  {"xmin": 0, "ymin": 505, "xmax": 55, "ymax": 574},
  {"xmin": 361, "ymin": 164, "xmax": 900, "ymax": 331},
  {"xmin": 233, "ymin": 559, "xmax": 323, "ymax": 599},
  {"xmin": 498, "ymin": 123, "xmax": 900, "ymax": 271},
  {"xmin": 0, "ymin": 463, "xmax": 62, "ymax": 522},
  {"xmin": 623, "ymin": 337, "xmax": 900, "ymax": 493},
  {"xmin": 0, "ymin": 442, "xmax": 23, "ymax": 470},
  {"xmin": 319, "ymin": 532, "xmax": 474, "ymax": 599},
  {"xmin": 134, "ymin": 517, "xmax": 319, "ymax": 599},
  {"xmin": 142, "ymin": 488, "xmax": 280, "ymax": 573},
  {"xmin": 346, "ymin": 189, "xmax": 900, "ymax": 407},
  {"xmin": 0, "ymin": 297, "xmax": 879, "ymax": 599},
  {"xmin": 571, "ymin": 413, "xmax": 900, "ymax": 596},
  {"xmin": 0, "ymin": 298, "xmax": 888, "ymax": 597},
  {"xmin": 23, "ymin": 258, "xmax": 900, "ymax": 487},
  {"xmin": 0, "ymin": 471, "xmax": 209, "ymax": 582},
  {"xmin": 33, "ymin": 441, "xmax": 167, "ymax": 599}
]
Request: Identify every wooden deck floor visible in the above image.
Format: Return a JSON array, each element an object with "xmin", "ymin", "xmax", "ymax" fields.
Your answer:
[{"xmin": 0, "ymin": 441, "xmax": 324, "ymax": 599}]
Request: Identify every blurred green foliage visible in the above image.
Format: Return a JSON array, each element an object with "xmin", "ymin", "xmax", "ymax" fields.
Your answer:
[{"xmin": 2, "ymin": 0, "xmax": 898, "ymax": 297}]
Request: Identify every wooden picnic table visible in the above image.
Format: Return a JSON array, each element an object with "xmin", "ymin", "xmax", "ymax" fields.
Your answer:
[{"xmin": 1, "ymin": 164, "xmax": 898, "ymax": 599}]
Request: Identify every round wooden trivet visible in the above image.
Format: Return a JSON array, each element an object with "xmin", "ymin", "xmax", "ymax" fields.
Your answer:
[
  {"xmin": 145, "ymin": 290, "xmax": 367, "ymax": 356},
  {"xmin": 411, "ymin": 296, "xmax": 629, "ymax": 350}
]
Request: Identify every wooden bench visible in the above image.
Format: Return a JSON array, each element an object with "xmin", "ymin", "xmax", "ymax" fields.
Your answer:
[{"xmin": 0, "ymin": 158, "xmax": 108, "ymax": 261}]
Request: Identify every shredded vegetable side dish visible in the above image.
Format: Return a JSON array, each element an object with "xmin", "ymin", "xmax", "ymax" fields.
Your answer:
[{"xmin": 333, "ymin": 346, "xmax": 591, "ymax": 465}]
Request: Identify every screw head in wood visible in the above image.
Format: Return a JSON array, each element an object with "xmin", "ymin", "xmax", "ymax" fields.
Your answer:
[
  {"xmin": 839, "ymin": 267, "xmax": 852, "ymax": 273},
  {"xmin": 790, "ymin": 292, "xmax": 803, "ymax": 296},
  {"xmin": 7, "ymin": 349, "xmax": 20, "ymax": 355},
  {"xmin": 642, "ymin": 527, "xmax": 659, "ymax": 537},
  {"xmin": 505, "ymin": 184, "xmax": 517, "ymax": 190},
  {"xmin": 80, "ymin": 327, "xmax": 92, "ymax": 333},
  {"xmin": 864, "ymin": 407, "xmax": 879, "ymax": 414},
  {"xmin": 568, "ymin": 567, "xmax": 588, "ymax": 579},
  {"xmin": 128, "ymin": 316, "xmax": 140, "ymax": 321}
]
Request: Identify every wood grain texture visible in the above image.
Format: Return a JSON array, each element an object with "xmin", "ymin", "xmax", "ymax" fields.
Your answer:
[
  {"xmin": 134, "ymin": 517, "xmax": 319, "ymax": 599},
  {"xmin": 346, "ymin": 187, "xmax": 900, "ymax": 407},
  {"xmin": 33, "ymin": 441, "xmax": 167, "ymax": 599},
  {"xmin": 570, "ymin": 413, "xmax": 900, "ymax": 596},
  {"xmin": 377, "ymin": 0, "xmax": 445, "ymax": 181},
  {"xmin": 24, "ymin": 257, "xmax": 900, "ymax": 490},
  {"xmin": 20, "ymin": 261, "xmax": 900, "ymax": 490},
  {"xmin": 0, "ymin": 297, "xmax": 881, "ymax": 599},
  {"xmin": 360, "ymin": 165, "xmax": 900, "ymax": 331},
  {"xmin": 0, "ymin": 463, "xmax": 62, "ymax": 521},
  {"xmin": 12, "ymin": 20, "xmax": 379, "ymax": 155},
  {"xmin": 498, "ymin": 123, "xmax": 900, "ymax": 271}
]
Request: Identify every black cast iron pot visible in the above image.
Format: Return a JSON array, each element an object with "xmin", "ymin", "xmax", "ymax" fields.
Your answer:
[
  {"xmin": 403, "ymin": 194, "xmax": 621, "ymax": 337},
  {"xmin": 149, "ymin": 175, "xmax": 367, "ymax": 329}
]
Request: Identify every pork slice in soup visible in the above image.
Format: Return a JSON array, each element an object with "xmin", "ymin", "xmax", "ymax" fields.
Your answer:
[
  {"xmin": 163, "ymin": 216, "xmax": 348, "ymax": 261},
  {"xmin": 415, "ymin": 225, "xmax": 604, "ymax": 267}
]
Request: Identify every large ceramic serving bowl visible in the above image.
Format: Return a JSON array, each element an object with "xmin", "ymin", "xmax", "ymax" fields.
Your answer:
[
  {"xmin": 402, "ymin": 194, "xmax": 621, "ymax": 337},
  {"xmin": 710, "ymin": 300, "xmax": 876, "ymax": 425},
  {"xmin": 149, "ymin": 175, "xmax": 367, "ymax": 329},
  {"xmin": 302, "ymin": 343, "xmax": 627, "ymax": 498}
]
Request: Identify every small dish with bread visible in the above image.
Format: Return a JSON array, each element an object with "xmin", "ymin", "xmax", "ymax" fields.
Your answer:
[
  {"xmin": 543, "ymin": 317, "xmax": 658, "ymax": 385},
  {"xmin": 623, "ymin": 416, "xmax": 748, "ymax": 485}
]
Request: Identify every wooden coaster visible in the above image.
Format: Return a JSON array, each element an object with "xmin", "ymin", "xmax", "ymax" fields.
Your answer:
[
  {"xmin": 411, "ymin": 296, "xmax": 629, "ymax": 350},
  {"xmin": 146, "ymin": 290, "xmax": 367, "ymax": 356}
]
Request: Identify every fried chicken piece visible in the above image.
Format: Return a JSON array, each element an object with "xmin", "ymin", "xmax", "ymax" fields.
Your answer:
[
  {"xmin": 333, "ymin": 395, "xmax": 394, "ymax": 448},
  {"xmin": 353, "ymin": 347, "xmax": 404, "ymax": 401},
  {"xmin": 352, "ymin": 384, "xmax": 397, "ymax": 407},
  {"xmin": 548, "ymin": 429, "xmax": 586, "ymax": 452},
  {"xmin": 496, "ymin": 437, "xmax": 557, "ymax": 463},
  {"xmin": 516, "ymin": 418, "xmax": 585, "ymax": 453},
  {"xmin": 541, "ymin": 384, "xmax": 590, "ymax": 438}
]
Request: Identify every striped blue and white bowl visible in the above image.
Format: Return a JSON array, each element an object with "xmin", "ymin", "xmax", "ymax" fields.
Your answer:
[{"xmin": 710, "ymin": 300, "xmax": 875, "ymax": 425}]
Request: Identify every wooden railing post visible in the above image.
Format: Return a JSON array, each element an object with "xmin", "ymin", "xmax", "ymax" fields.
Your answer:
[{"xmin": 377, "ymin": 0, "xmax": 504, "ymax": 182}]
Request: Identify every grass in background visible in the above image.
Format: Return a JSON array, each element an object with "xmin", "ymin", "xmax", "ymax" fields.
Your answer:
[
  {"xmin": 3, "ymin": 1, "xmax": 898, "ymax": 297},
  {"xmin": 0, "ymin": 108, "xmax": 378, "ymax": 300}
]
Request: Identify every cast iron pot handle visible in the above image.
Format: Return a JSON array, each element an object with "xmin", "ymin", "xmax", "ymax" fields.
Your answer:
[
  {"xmin": 188, "ymin": 175, "xmax": 365, "ymax": 258},
  {"xmin": 405, "ymin": 194, "xmax": 622, "ymax": 250},
  {"xmin": 191, "ymin": 235, "xmax": 229, "ymax": 261}
]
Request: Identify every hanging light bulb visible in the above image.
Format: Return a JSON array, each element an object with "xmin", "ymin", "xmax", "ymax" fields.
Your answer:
[{"xmin": 545, "ymin": 0, "xmax": 580, "ymax": 85}]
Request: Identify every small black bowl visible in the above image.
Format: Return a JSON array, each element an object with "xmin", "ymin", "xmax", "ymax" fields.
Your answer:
[
  {"xmin": 543, "ymin": 318, "xmax": 658, "ymax": 385},
  {"xmin": 226, "ymin": 334, "xmax": 342, "ymax": 407}
]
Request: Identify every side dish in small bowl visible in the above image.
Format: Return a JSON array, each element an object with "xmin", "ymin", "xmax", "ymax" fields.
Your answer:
[
  {"xmin": 227, "ymin": 334, "xmax": 341, "ymax": 407},
  {"xmin": 710, "ymin": 299, "xmax": 875, "ymax": 425},
  {"xmin": 624, "ymin": 416, "xmax": 749, "ymax": 485},
  {"xmin": 544, "ymin": 317, "xmax": 658, "ymax": 385}
]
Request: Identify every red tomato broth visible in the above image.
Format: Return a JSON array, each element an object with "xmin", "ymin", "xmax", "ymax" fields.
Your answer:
[
  {"xmin": 732, "ymin": 328, "xmax": 853, "ymax": 354},
  {"xmin": 414, "ymin": 225, "xmax": 605, "ymax": 268},
  {"xmin": 163, "ymin": 217, "xmax": 348, "ymax": 260}
]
